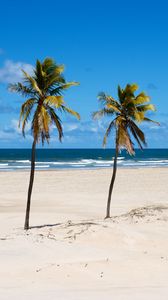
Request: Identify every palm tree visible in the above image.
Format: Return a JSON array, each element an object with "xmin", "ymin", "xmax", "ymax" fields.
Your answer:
[
  {"xmin": 93, "ymin": 83, "xmax": 158, "ymax": 219},
  {"xmin": 10, "ymin": 58, "xmax": 80, "ymax": 230}
]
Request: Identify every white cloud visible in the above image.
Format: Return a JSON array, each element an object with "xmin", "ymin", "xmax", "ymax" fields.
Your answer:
[
  {"xmin": 1, "ymin": 115, "xmax": 167, "ymax": 148},
  {"xmin": 0, "ymin": 130, "xmax": 15, "ymax": 141},
  {"xmin": 61, "ymin": 120, "xmax": 104, "ymax": 135},
  {"xmin": 0, "ymin": 60, "xmax": 33, "ymax": 84},
  {"xmin": 63, "ymin": 123, "xmax": 79, "ymax": 132},
  {"xmin": 2, "ymin": 118, "xmax": 31, "ymax": 135},
  {"xmin": 0, "ymin": 129, "xmax": 33, "ymax": 146},
  {"xmin": 0, "ymin": 118, "xmax": 33, "ymax": 146},
  {"xmin": 10, "ymin": 119, "xmax": 22, "ymax": 134}
]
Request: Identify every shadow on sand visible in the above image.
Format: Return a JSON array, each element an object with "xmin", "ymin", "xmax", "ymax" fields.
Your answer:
[{"xmin": 29, "ymin": 223, "xmax": 61, "ymax": 229}]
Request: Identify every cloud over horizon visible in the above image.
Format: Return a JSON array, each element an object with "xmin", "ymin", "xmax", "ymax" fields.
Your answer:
[
  {"xmin": 0, "ymin": 116, "xmax": 167, "ymax": 148},
  {"xmin": 0, "ymin": 60, "xmax": 33, "ymax": 84}
]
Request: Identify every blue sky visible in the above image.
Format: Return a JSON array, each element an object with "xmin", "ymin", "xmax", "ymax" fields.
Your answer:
[{"xmin": 0, "ymin": 0, "xmax": 168, "ymax": 148}]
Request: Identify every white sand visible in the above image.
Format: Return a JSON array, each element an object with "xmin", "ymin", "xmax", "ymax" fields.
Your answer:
[{"xmin": 0, "ymin": 168, "xmax": 168, "ymax": 299}]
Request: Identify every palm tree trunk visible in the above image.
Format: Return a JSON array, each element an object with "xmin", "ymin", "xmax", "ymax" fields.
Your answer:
[
  {"xmin": 105, "ymin": 141, "xmax": 119, "ymax": 219},
  {"xmin": 24, "ymin": 140, "xmax": 36, "ymax": 230}
]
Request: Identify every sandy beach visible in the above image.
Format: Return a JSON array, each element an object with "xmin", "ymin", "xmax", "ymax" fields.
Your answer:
[{"xmin": 0, "ymin": 167, "xmax": 168, "ymax": 299}]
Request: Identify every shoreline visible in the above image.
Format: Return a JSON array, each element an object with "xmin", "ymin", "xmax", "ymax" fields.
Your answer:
[{"xmin": 0, "ymin": 165, "xmax": 168, "ymax": 172}]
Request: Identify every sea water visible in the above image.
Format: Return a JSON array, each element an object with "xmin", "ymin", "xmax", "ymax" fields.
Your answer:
[{"xmin": 0, "ymin": 148, "xmax": 167, "ymax": 171}]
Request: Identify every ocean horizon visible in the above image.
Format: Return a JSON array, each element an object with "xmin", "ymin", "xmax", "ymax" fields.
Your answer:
[{"xmin": 0, "ymin": 148, "xmax": 167, "ymax": 171}]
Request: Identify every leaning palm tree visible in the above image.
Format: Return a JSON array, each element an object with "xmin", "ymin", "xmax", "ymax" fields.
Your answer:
[
  {"xmin": 93, "ymin": 83, "xmax": 158, "ymax": 219},
  {"xmin": 10, "ymin": 58, "xmax": 80, "ymax": 230}
]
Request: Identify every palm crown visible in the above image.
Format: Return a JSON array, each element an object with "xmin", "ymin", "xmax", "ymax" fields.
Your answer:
[
  {"xmin": 93, "ymin": 84, "xmax": 158, "ymax": 154},
  {"xmin": 10, "ymin": 58, "xmax": 80, "ymax": 144}
]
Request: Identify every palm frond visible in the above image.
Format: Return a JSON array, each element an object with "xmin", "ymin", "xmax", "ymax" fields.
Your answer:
[
  {"xmin": 98, "ymin": 92, "xmax": 107, "ymax": 104},
  {"xmin": 125, "ymin": 83, "xmax": 139, "ymax": 94},
  {"xmin": 106, "ymin": 103, "xmax": 121, "ymax": 113},
  {"xmin": 31, "ymin": 105, "xmax": 41, "ymax": 142},
  {"xmin": 45, "ymin": 75, "xmax": 65, "ymax": 89},
  {"xmin": 128, "ymin": 120, "xmax": 147, "ymax": 149},
  {"xmin": 143, "ymin": 117, "xmax": 160, "ymax": 125},
  {"xmin": 60, "ymin": 105, "xmax": 80, "ymax": 120},
  {"xmin": 117, "ymin": 85, "xmax": 123, "ymax": 102},
  {"xmin": 50, "ymin": 82, "xmax": 79, "ymax": 96},
  {"xmin": 92, "ymin": 108, "xmax": 114, "ymax": 119},
  {"xmin": 22, "ymin": 70, "xmax": 43, "ymax": 96},
  {"xmin": 129, "ymin": 127, "xmax": 143, "ymax": 149},
  {"xmin": 9, "ymin": 83, "xmax": 37, "ymax": 97},
  {"xmin": 44, "ymin": 95, "xmax": 64, "ymax": 107},
  {"xmin": 94, "ymin": 83, "xmax": 158, "ymax": 156},
  {"xmin": 118, "ymin": 123, "xmax": 135, "ymax": 155},
  {"xmin": 40, "ymin": 106, "xmax": 51, "ymax": 144},
  {"xmin": 137, "ymin": 104, "xmax": 156, "ymax": 112},
  {"xmin": 47, "ymin": 106, "xmax": 63, "ymax": 141},
  {"xmin": 134, "ymin": 92, "xmax": 150, "ymax": 105},
  {"xmin": 42, "ymin": 58, "xmax": 56, "ymax": 71},
  {"xmin": 34, "ymin": 60, "xmax": 45, "ymax": 90},
  {"xmin": 103, "ymin": 119, "xmax": 116, "ymax": 146},
  {"xmin": 13, "ymin": 57, "xmax": 79, "ymax": 144},
  {"xmin": 20, "ymin": 99, "xmax": 36, "ymax": 136},
  {"xmin": 134, "ymin": 111, "xmax": 145, "ymax": 122},
  {"xmin": 19, "ymin": 98, "xmax": 36, "ymax": 130},
  {"xmin": 45, "ymin": 58, "xmax": 64, "ymax": 74},
  {"xmin": 118, "ymin": 84, "xmax": 138, "ymax": 105},
  {"xmin": 31, "ymin": 105, "xmax": 51, "ymax": 144},
  {"xmin": 98, "ymin": 92, "xmax": 121, "ymax": 113},
  {"xmin": 98, "ymin": 93, "xmax": 118, "ymax": 105}
]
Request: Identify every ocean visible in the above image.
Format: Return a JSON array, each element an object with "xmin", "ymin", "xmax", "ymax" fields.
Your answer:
[{"xmin": 0, "ymin": 148, "xmax": 167, "ymax": 171}]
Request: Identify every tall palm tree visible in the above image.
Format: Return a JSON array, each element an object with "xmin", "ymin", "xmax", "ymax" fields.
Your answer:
[
  {"xmin": 93, "ymin": 83, "xmax": 158, "ymax": 219},
  {"xmin": 10, "ymin": 58, "xmax": 80, "ymax": 230}
]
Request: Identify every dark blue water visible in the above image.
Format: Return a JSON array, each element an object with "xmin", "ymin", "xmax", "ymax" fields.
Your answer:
[{"xmin": 0, "ymin": 148, "xmax": 167, "ymax": 171}]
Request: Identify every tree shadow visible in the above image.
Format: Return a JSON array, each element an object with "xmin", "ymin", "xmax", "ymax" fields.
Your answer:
[
  {"xmin": 29, "ymin": 221, "xmax": 99, "ymax": 230},
  {"xmin": 30, "ymin": 223, "xmax": 61, "ymax": 229}
]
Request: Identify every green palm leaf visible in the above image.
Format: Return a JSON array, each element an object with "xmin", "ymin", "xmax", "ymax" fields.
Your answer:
[
  {"xmin": 9, "ymin": 83, "xmax": 37, "ymax": 97},
  {"xmin": 22, "ymin": 70, "xmax": 43, "ymax": 97},
  {"xmin": 93, "ymin": 83, "xmax": 158, "ymax": 152},
  {"xmin": 50, "ymin": 82, "xmax": 79, "ymax": 96},
  {"xmin": 19, "ymin": 98, "xmax": 36, "ymax": 135},
  {"xmin": 9, "ymin": 57, "xmax": 79, "ymax": 144}
]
